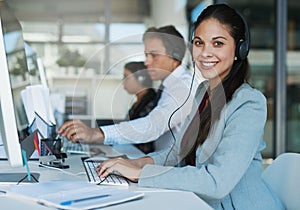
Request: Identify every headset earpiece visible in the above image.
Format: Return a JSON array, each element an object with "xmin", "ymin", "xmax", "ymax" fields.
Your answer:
[
  {"xmin": 172, "ymin": 47, "xmax": 181, "ymax": 61},
  {"xmin": 236, "ymin": 39, "xmax": 248, "ymax": 61},
  {"xmin": 235, "ymin": 12, "xmax": 250, "ymax": 61},
  {"xmin": 137, "ymin": 75, "xmax": 145, "ymax": 82}
]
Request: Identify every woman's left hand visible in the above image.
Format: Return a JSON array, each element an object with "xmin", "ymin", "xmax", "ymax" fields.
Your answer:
[{"xmin": 96, "ymin": 158, "xmax": 142, "ymax": 182}]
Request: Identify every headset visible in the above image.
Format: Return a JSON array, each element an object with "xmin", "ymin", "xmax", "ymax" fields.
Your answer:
[
  {"xmin": 134, "ymin": 70, "xmax": 145, "ymax": 82},
  {"xmin": 137, "ymin": 75, "xmax": 145, "ymax": 82},
  {"xmin": 172, "ymin": 47, "xmax": 182, "ymax": 61},
  {"xmin": 135, "ymin": 70, "xmax": 151, "ymax": 87},
  {"xmin": 235, "ymin": 12, "xmax": 250, "ymax": 61},
  {"xmin": 158, "ymin": 29, "xmax": 185, "ymax": 62}
]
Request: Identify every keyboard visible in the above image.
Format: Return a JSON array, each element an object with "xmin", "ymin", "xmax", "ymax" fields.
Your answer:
[
  {"xmin": 64, "ymin": 142, "xmax": 90, "ymax": 154},
  {"xmin": 82, "ymin": 158, "xmax": 129, "ymax": 186},
  {"xmin": 64, "ymin": 143, "xmax": 124, "ymax": 157}
]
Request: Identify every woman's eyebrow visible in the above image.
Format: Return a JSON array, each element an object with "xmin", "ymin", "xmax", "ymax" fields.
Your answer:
[
  {"xmin": 212, "ymin": 36, "xmax": 227, "ymax": 40},
  {"xmin": 193, "ymin": 36, "xmax": 227, "ymax": 41}
]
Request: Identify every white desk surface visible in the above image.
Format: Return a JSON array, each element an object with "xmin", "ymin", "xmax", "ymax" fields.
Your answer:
[{"xmin": 0, "ymin": 145, "xmax": 212, "ymax": 210}]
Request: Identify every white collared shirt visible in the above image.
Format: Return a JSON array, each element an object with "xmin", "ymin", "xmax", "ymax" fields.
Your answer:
[{"xmin": 102, "ymin": 65, "xmax": 198, "ymax": 151}]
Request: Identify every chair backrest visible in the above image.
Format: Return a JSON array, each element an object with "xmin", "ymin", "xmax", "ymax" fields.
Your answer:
[{"xmin": 262, "ymin": 153, "xmax": 300, "ymax": 210}]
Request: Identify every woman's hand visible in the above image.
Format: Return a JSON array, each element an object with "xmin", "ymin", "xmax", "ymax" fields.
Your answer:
[
  {"xmin": 58, "ymin": 119, "xmax": 104, "ymax": 144},
  {"xmin": 96, "ymin": 158, "xmax": 143, "ymax": 182}
]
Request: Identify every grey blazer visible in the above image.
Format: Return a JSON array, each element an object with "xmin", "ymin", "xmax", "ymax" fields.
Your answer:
[{"xmin": 139, "ymin": 82, "xmax": 284, "ymax": 210}]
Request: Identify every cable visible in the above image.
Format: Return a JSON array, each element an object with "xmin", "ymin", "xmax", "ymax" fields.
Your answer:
[
  {"xmin": 17, "ymin": 174, "xmax": 39, "ymax": 185},
  {"xmin": 0, "ymin": 190, "xmax": 7, "ymax": 194},
  {"xmin": 29, "ymin": 162, "xmax": 86, "ymax": 176},
  {"xmin": 163, "ymin": 62, "xmax": 196, "ymax": 166}
]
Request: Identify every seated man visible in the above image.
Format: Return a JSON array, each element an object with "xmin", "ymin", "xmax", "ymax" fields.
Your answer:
[{"xmin": 58, "ymin": 25, "xmax": 198, "ymax": 152}]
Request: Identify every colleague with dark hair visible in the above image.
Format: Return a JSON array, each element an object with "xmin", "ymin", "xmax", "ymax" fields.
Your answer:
[
  {"xmin": 58, "ymin": 25, "xmax": 197, "ymax": 152},
  {"xmin": 123, "ymin": 61, "xmax": 157, "ymax": 153},
  {"xmin": 123, "ymin": 61, "xmax": 156, "ymax": 120},
  {"xmin": 96, "ymin": 4, "xmax": 284, "ymax": 209}
]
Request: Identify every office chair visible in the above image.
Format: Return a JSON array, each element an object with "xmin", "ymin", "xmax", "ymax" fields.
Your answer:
[{"xmin": 262, "ymin": 153, "xmax": 300, "ymax": 210}]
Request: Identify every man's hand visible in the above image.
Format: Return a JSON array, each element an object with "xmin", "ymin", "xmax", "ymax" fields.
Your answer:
[{"xmin": 58, "ymin": 119, "xmax": 104, "ymax": 144}]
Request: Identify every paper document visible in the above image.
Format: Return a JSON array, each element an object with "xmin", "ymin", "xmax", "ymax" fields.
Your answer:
[
  {"xmin": 8, "ymin": 180, "xmax": 144, "ymax": 210},
  {"xmin": 21, "ymin": 85, "xmax": 56, "ymax": 138}
]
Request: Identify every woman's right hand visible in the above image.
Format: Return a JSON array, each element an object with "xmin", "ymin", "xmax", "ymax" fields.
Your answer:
[{"xmin": 96, "ymin": 156, "xmax": 154, "ymax": 182}]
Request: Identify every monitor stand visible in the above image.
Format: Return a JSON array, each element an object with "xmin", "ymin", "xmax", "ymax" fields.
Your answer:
[{"xmin": 0, "ymin": 172, "xmax": 40, "ymax": 184}]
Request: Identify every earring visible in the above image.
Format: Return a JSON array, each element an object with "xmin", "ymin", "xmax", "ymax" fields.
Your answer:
[{"xmin": 234, "ymin": 56, "xmax": 237, "ymax": 61}]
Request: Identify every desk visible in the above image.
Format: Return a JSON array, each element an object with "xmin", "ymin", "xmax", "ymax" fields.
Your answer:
[{"xmin": 0, "ymin": 145, "xmax": 212, "ymax": 210}]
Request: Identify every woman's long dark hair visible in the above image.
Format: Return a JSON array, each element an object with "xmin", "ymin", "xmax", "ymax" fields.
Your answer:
[{"xmin": 183, "ymin": 4, "xmax": 250, "ymax": 163}]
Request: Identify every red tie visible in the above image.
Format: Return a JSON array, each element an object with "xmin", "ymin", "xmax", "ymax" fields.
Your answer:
[{"xmin": 181, "ymin": 92, "xmax": 209, "ymax": 166}]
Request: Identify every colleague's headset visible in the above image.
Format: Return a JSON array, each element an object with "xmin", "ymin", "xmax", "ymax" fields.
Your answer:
[
  {"xmin": 137, "ymin": 75, "xmax": 145, "ymax": 83},
  {"xmin": 171, "ymin": 47, "xmax": 182, "ymax": 61},
  {"xmin": 159, "ymin": 29, "xmax": 184, "ymax": 62},
  {"xmin": 134, "ymin": 69, "xmax": 146, "ymax": 84}
]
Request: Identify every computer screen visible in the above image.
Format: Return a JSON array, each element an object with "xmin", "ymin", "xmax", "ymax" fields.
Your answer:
[{"xmin": 0, "ymin": 1, "xmax": 32, "ymax": 167}]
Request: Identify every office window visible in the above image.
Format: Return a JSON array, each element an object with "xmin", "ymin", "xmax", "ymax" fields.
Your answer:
[
  {"xmin": 20, "ymin": 21, "xmax": 146, "ymax": 77},
  {"xmin": 287, "ymin": 0, "xmax": 300, "ymax": 153},
  {"xmin": 110, "ymin": 23, "xmax": 146, "ymax": 42},
  {"xmin": 62, "ymin": 23, "xmax": 105, "ymax": 42},
  {"xmin": 108, "ymin": 43, "xmax": 145, "ymax": 76},
  {"xmin": 21, "ymin": 22, "xmax": 59, "ymax": 42}
]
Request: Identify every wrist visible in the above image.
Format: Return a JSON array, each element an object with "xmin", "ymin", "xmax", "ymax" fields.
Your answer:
[
  {"xmin": 134, "ymin": 168, "xmax": 142, "ymax": 182},
  {"xmin": 98, "ymin": 127, "xmax": 104, "ymax": 143},
  {"xmin": 137, "ymin": 156, "xmax": 154, "ymax": 168},
  {"xmin": 91, "ymin": 127, "xmax": 104, "ymax": 144}
]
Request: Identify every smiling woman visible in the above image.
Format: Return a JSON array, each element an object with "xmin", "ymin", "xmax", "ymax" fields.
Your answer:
[
  {"xmin": 192, "ymin": 19, "xmax": 236, "ymax": 89},
  {"xmin": 95, "ymin": 4, "xmax": 285, "ymax": 210}
]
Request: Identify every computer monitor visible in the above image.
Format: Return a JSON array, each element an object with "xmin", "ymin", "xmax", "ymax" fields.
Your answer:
[{"xmin": 0, "ymin": 1, "xmax": 34, "ymax": 168}]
